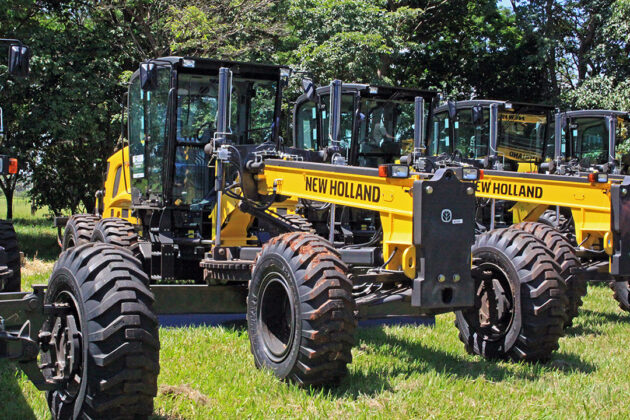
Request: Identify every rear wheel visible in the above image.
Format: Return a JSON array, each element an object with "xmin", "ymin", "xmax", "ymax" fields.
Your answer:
[
  {"xmin": 247, "ymin": 232, "xmax": 355, "ymax": 385},
  {"xmin": 43, "ymin": 243, "xmax": 159, "ymax": 419},
  {"xmin": 611, "ymin": 279, "xmax": 630, "ymax": 312},
  {"xmin": 62, "ymin": 214, "xmax": 100, "ymax": 250},
  {"xmin": 91, "ymin": 217, "xmax": 139, "ymax": 248},
  {"xmin": 455, "ymin": 228, "xmax": 568, "ymax": 362},
  {"xmin": 511, "ymin": 222, "xmax": 585, "ymax": 327},
  {"xmin": 282, "ymin": 213, "xmax": 314, "ymax": 232},
  {"xmin": 0, "ymin": 220, "xmax": 20, "ymax": 292},
  {"xmin": 538, "ymin": 209, "xmax": 567, "ymax": 229}
]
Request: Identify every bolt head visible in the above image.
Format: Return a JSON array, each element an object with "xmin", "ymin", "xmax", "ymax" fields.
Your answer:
[
  {"xmin": 622, "ymin": 188, "xmax": 628, "ymax": 197},
  {"xmin": 466, "ymin": 187, "xmax": 474, "ymax": 196},
  {"xmin": 453, "ymin": 274, "xmax": 461, "ymax": 282},
  {"xmin": 437, "ymin": 274, "xmax": 446, "ymax": 283},
  {"xmin": 425, "ymin": 186, "xmax": 434, "ymax": 194}
]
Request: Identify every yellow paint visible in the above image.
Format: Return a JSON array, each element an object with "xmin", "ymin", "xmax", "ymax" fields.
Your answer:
[
  {"xmin": 478, "ymin": 170, "xmax": 612, "ymax": 253},
  {"xmin": 262, "ymin": 162, "xmax": 417, "ymax": 275},
  {"xmin": 100, "ymin": 146, "xmax": 137, "ymax": 224}
]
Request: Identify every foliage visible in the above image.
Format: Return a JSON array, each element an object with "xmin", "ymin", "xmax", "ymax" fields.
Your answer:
[{"xmin": 1, "ymin": 0, "xmax": 630, "ymax": 212}]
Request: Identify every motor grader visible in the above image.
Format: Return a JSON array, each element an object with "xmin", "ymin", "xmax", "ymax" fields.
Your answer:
[
  {"xmin": 551, "ymin": 109, "xmax": 629, "ymax": 174},
  {"xmin": 426, "ymin": 98, "xmax": 630, "ymax": 321},
  {"xmin": 49, "ymin": 55, "xmax": 569, "ymax": 414},
  {"xmin": 291, "ymin": 83, "xmax": 630, "ymax": 336}
]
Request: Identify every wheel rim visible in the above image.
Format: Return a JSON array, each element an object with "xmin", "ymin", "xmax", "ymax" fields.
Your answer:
[
  {"xmin": 257, "ymin": 270, "xmax": 295, "ymax": 363},
  {"xmin": 465, "ymin": 261, "xmax": 515, "ymax": 341},
  {"xmin": 41, "ymin": 288, "xmax": 84, "ymax": 408}
]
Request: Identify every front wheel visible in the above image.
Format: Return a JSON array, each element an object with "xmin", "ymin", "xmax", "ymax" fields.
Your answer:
[
  {"xmin": 247, "ymin": 232, "xmax": 356, "ymax": 386},
  {"xmin": 43, "ymin": 243, "xmax": 159, "ymax": 419},
  {"xmin": 455, "ymin": 228, "xmax": 568, "ymax": 362}
]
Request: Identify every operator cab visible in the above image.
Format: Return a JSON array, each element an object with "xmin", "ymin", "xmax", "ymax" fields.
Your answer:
[
  {"xmin": 292, "ymin": 82, "xmax": 437, "ymax": 244},
  {"xmin": 125, "ymin": 57, "xmax": 293, "ymax": 281},
  {"xmin": 430, "ymin": 100, "xmax": 554, "ymax": 171},
  {"xmin": 128, "ymin": 56, "xmax": 288, "ymax": 210},
  {"xmin": 293, "ymin": 83, "xmax": 437, "ymax": 166},
  {"xmin": 554, "ymin": 110, "xmax": 630, "ymax": 173}
]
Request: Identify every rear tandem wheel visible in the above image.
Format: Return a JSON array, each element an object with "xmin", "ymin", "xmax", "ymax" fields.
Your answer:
[
  {"xmin": 43, "ymin": 243, "xmax": 159, "ymax": 419},
  {"xmin": 511, "ymin": 221, "xmax": 585, "ymax": 327},
  {"xmin": 455, "ymin": 228, "xmax": 568, "ymax": 362}
]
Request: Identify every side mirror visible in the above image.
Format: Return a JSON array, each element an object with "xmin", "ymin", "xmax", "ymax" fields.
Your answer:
[
  {"xmin": 280, "ymin": 67, "xmax": 292, "ymax": 88},
  {"xmin": 301, "ymin": 78, "xmax": 315, "ymax": 100},
  {"xmin": 8, "ymin": 44, "xmax": 29, "ymax": 77},
  {"xmin": 140, "ymin": 62, "xmax": 158, "ymax": 91},
  {"xmin": 447, "ymin": 100, "xmax": 457, "ymax": 119}
]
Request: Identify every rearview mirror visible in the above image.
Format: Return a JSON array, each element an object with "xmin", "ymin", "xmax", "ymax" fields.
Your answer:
[
  {"xmin": 140, "ymin": 62, "xmax": 158, "ymax": 91},
  {"xmin": 472, "ymin": 106, "xmax": 484, "ymax": 125},
  {"xmin": 8, "ymin": 44, "xmax": 29, "ymax": 77},
  {"xmin": 301, "ymin": 78, "xmax": 315, "ymax": 100},
  {"xmin": 0, "ymin": 107, "xmax": 4, "ymax": 144}
]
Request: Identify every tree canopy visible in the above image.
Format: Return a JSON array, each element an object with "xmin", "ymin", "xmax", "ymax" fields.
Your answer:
[{"xmin": 1, "ymin": 0, "xmax": 628, "ymax": 215}]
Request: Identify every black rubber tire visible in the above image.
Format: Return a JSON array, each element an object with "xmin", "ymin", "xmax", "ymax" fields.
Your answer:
[
  {"xmin": 62, "ymin": 214, "xmax": 100, "ymax": 250},
  {"xmin": 538, "ymin": 209, "xmax": 570, "ymax": 230},
  {"xmin": 91, "ymin": 217, "xmax": 139, "ymax": 248},
  {"xmin": 44, "ymin": 243, "xmax": 159, "ymax": 419},
  {"xmin": 611, "ymin": 279, "xmax": 630, "ymax": 312},
  {"xmin": 0, "ymin": 220, "xmax": 20, "ymax": 292},
  {"xmin": 455, "ymin": 228, "xmax": 568, "ymax": 362},
  {"xmin": 511, "ymin": 222, "xmax": 585, "ymax": 327},
  {"xmin": 282, "ymin": 213, "xmax": 315, "ymax": 232},
  {"xmin": 247, "ymin": 232, "xmax": 356, "ymax": 386},
  {"xmin": 0, "ymin": 247, "xmax": 14, "ymax": 291}
]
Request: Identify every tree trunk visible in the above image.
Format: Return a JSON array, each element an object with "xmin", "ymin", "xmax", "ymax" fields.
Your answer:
[
  {"xmin": 0, "ymin": 175, "xmax": 16, "ymax": 220},
  {"xmin": 4, "ymin": 188, "xmax": 13, "ymax": 220}
]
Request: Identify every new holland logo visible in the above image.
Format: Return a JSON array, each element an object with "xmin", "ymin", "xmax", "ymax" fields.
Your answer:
[{"xmin": 441, "ymin": 209, "xmax": 453, "ymax": 223}]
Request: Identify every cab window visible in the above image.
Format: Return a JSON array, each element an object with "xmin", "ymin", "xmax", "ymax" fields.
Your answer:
[{"xmin": 295, "ymin": 101, "xmax": 319, "ymax": 150}]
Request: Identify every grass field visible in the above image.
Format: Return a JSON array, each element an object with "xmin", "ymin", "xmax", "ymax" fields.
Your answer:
[{"xmin": 1, "ymin": 201, "xmax": 630, "ymax": 419}]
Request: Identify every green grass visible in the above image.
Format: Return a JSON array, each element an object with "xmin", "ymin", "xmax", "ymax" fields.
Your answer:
[{"xmin": 2, "ymin": 210, "xmax": 630, "ymax": 419}]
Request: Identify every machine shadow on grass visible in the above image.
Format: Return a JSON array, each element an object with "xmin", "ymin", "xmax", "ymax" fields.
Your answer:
[
  {"xmin": 215, "ymin": 322, "xmax": 595, "ymax": 399},
  {"xmin": 13, "ymin": 217, "xmax": 59, "ymax": 261},
  {"xmin": 565, "ymin": 308, "xmax": 630, "ymax": 337},
  {"xmin": 323, "ymin": 327, "xmax": 595, "ymax": 399},
  {"xmin": 0, "ymin": 361, "xmax": 37, "ymax": 420}
]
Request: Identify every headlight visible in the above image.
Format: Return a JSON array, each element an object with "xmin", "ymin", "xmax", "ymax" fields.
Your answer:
[
  {"xmin": 462, "ymin": 167, "xmax": 482, "ymax": 181},
  {"xmin": 588, "ymin": 172, "xmax": 608, "ymax": 183},
  {"xmin": 378, "ymin": 164, "xmax": 410, "ymax": 178}
]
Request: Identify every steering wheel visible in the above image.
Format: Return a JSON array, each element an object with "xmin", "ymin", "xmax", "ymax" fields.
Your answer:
[{"xmin": 195, "ymin": 122, "xmax": 215, "ymax": 142}]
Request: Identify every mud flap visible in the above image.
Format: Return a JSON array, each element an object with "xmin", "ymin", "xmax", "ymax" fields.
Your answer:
[
  {"xmin": 412, "ymin": 168, "xmax": 476, "ymax": 310},
  {"xmin": 611, "ymin": 177, "xmax": 630, "ymax": 276}
]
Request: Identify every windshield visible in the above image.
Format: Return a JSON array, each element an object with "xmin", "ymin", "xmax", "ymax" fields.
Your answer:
[
  {"xmin": 320, "ymin": 93, "xmax": 354, "ymax": 154},
  {"xmin": 232, "ymin": 79, "xmax": 277, "ymax": 144},
  {"xmin": 176, "ymin": 73, "xmax": 218, "ymax": 143},
  {"xmin": 430, "ymin": 109, "xmax": 490, "ymax": 159},
  {"xmin": 356, "ymin": 98, "xmax": 415, "ymax": 166},
  {"xmin": 566, "ymin": 116, "xmax": 613, "ymax": 164},
  {"xmin": 497, "ymin": 112, "xmax": 547, "ymax": 162},
  {"xmin": 173, "ymin": 74, "xmax": 278, "ymax": 205}
]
